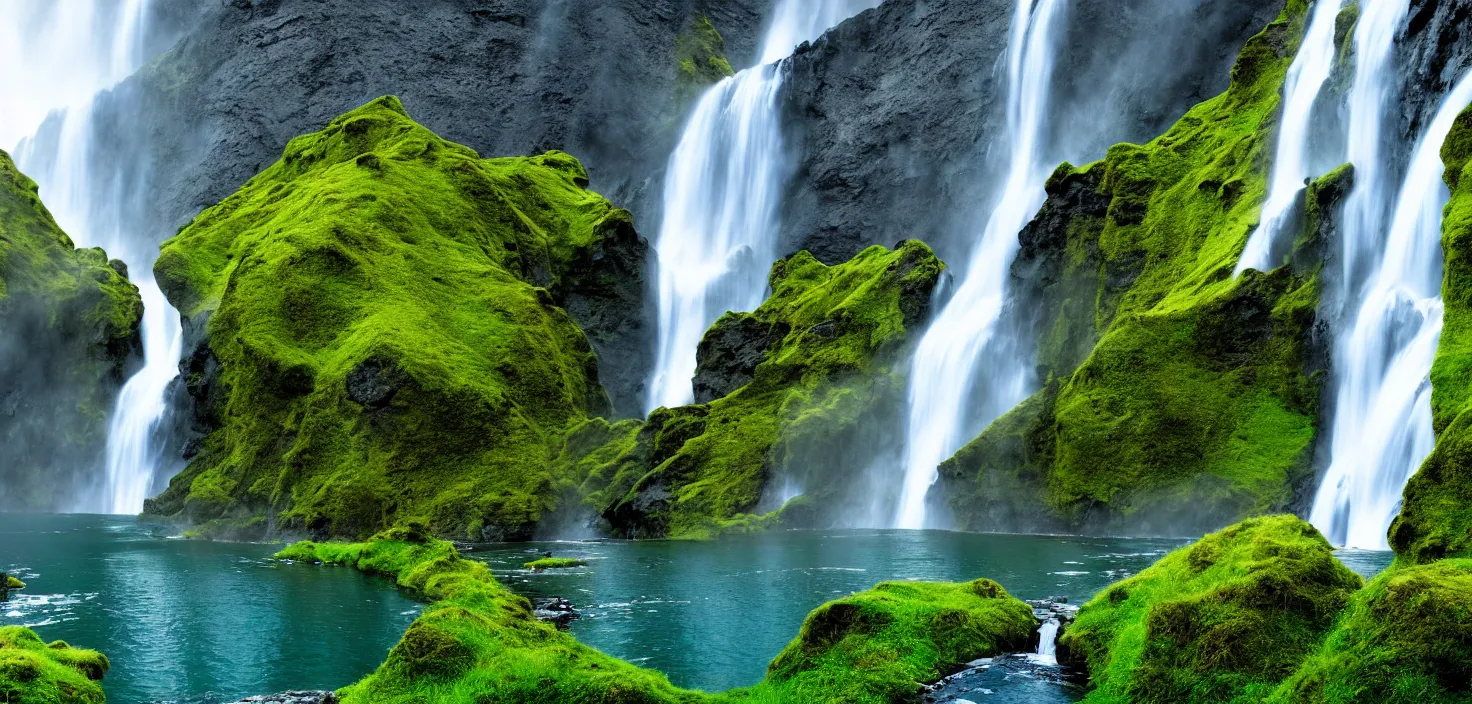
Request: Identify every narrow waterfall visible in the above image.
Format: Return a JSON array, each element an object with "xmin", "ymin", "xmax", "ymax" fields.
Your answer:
[
  {"xmin": 5, "ymin": 0, "xmax": 181, "ymax": 514},
  {"xmin": 1306, "ymin": 0, "xmax": 1420, "ymax": 549},
  {"xmin": 1029, "ymin": 618, "xmax": 1061, "ymax": 666},
  {"xmin": 1234, "ymin": 0, "xmax": 1345, "ymax": 275},
  {"xmin": 894, "ymin": 0, "xmax": 1066, "ymax": 530},
  {"xmin": 645, "ymin": 0, "xmax": 879, "ymax": 412},
  {"xmin": 1309, "ymin": 70, "xmax": 1472, "ymax": 549}
]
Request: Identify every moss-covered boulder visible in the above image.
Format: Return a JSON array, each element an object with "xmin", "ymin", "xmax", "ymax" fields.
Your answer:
[
  {"xmin": 752, "ymin": 578, "xmax": 1036, "ymax": 703},
  {"xmin": 588, "ymin": 241, "xmax": 943, "ymax": 538},
  {"xmin": 277, "ymin": 534, "xmax": 1035, "ymax": 703},
  {"xmin": 940, "ymin": 2, "xmax": 1328, "ymax": 534},
  {"xmin": 1270, "ymin": 559, "xmax": 1472, "ymax": 703},
  {"xmin": 0, "ymin": 626, "xmax": 109, "ymax": 704},
  {"xmin": 0, "ymin": 150, "xmax": 142, "ymax": 511},
  {"xmin": 1392, "ymin": 106, "xmax": 1472, "ymax": 564},
  {"xmin": 1060, "ymin": 515, "xmax": 1361, "ymax": 703},
  {"xmin": 146, "ymin": 96, "xmax": 644, "ymax": 541}
]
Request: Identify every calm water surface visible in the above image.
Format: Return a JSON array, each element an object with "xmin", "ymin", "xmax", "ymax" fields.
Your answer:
[
  {"xmin": 0, "ymin": 514, "xmax": 421, "ymax": 704},
  {"xmin": 470, "ymin": 529, "xmax": 1192, "ymax": 692}
]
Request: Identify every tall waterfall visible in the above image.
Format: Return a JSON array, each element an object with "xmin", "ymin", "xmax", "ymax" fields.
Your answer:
[
  {"xmin": 5, "ymin": 0, "xmax": 182, "ymax": 514},
  {"xmin": 1309, "ymin": 70, "xmax": 1472, "ymax": 549},
  {"xmin": 1234, "ymin": 0, "xmax": 1345, "ymax": 275},
  {"xmin": 894, "ymin": 0, "xmax": 1066, "ymax": 530},
  {"xmin": 645, "ymin": 0, "xmax": 879, "ymax": 412}
]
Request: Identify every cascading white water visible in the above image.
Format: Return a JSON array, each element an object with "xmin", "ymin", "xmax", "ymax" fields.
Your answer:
[
  {"xmin": 1234, "ymin": 0, "xmax": 1345, "ymax": 275},
  {"xmin": 1309, "ymin": 68, "xmax": 1472, "ymax": 549},
  {"xmin": 894, "ymin": 0, "xmax": 1066, "ymax": 530},
  {"xmin": 4, "ymin": 0, "xmax": 181, "ymax": 515},
  {"xmin": 1029, "ymin": 618, "xmax": 1061, "ymax": 666},
  {"xmin": 645, "ymin": 0, "xmax": 880, "ymax": 412}
]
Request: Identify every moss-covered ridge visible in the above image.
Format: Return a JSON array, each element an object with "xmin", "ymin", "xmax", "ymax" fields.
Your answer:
[
  {"xmin": 1392, "ymin": 105, "xmax": 1472, "ymax": 564},
  {"xmin": 1060, "ymin": 515, "xmax": 1361, "ymax": 704},
  {"xmin": 147, "ymin": 96, "xmax": 636, "ymax": 541},
  {"xmin": 277, "ymin": 531, "xmax": 1035, "ymax": 703},
  {"xmin": 588, "ymin": 241, "xmax": 943, "ymax": 538},
  {"xmin": 941, "ymin": 1, "xmax": 1326, "ymax": 533},
  {"xmin": 0, "ymin": 626, "xmax": 109, "ymax": 704},
  {"xmin": 0, "ymin": 149, "xmax": 142, "ymax": 510}
]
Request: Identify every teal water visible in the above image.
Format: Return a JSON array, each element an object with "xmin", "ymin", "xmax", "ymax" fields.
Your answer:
[
  {"xmin": 0, "ymin": 514, "xmax": 421, "ymax": 704},
  {"xmin": 470, "ymin": 530, "xmax": 1191, "ymax": 692}
]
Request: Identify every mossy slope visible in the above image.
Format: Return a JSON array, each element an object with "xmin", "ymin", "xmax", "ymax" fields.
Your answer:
[
  {"xmin": 0, "ymin": 149, "xmax": 142, "ymax": 511},
  {"xmin": 0, "ymin": 626, "xmax": 109, "ymax": 704},
  {"xmin": 941, "ymin": 2, "xmax": 1327, "ymax": 534},
  {"xmin": 1392, "ymin": 106, "xmax": 1472, "ymax": 564},
  {"xmin": 590, "ymin": 242, "xmax": 943, "ymax": 538},
  {"xmin": 1060, "ymin": 515, "xmax": 1362, "ymax": 704},
  {"xmin": 146, "ymin": 96, "xmax": 637, "ymax": 541},
  {"xmin": 278, "ymin": 532, "xmax": 1034, "ymax": 703}
]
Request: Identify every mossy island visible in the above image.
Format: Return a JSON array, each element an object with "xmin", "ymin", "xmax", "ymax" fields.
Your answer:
[{"xmin": 523, "ymin": 557, "xmax": 588, "ymax": 571}]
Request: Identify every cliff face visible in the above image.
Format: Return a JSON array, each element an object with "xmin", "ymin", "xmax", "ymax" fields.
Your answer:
[
  {"xmin": 0, "ymin": 150, "xmax": 142, "ymax": 511},
  {"xmin": 776, "ymin": 0, "xmax": 1284, "ymax": 266},
  {"xmin": 937, "ymin": 1, "xmax": 1331, "ymax": 535},
  {"xmin": 144, "ymin": 98, "xmax": 638, "ymax": 540},
  {"xmin": 46, "ymin": 0, "xmax": 765, "ymax": 418}
]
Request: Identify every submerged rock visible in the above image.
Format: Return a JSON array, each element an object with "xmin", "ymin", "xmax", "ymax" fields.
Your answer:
[
  {"xmin": 532, "ymin": 597, "xmax": 580, "ymax": 630},
  {"xmin": 226, "ymin": 693, "xmax": 336, "ymax": 704}
]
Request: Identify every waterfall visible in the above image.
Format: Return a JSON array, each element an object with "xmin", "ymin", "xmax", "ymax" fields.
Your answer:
[
  {"xmin": 894, "ymin": 0, "xmax": 1066, "ymax": 530},
  {"xmin": 1234, "ymin": 0, "xmax": 1345, "ymax": 275},
  {"xmin": 5, "ymin": 0, "xmax": 181, "ymax": 515},
  {"xmin": 644, "ymin": 0, "xmax": 879, "ymax": 412},
  {"xmin": 1029, "ymin": 618, "xmax": 1061, "ymax": 666},
  {"xmin": 1309, "ymin": 69, "xmax": 1472, "ymax": 549}
]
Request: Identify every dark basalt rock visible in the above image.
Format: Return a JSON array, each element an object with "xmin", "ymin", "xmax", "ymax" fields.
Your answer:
[
  {"xmin": 226, "ymin": 693, "xmax": 337, "ymax": 704},
  {"xmin": 532, "ymin": 597, "xmax": 580, "ymax": 630},
  {"xmin": 692, "ymin": 316, "xmax": 791, "ymax": 404},
  {"xmin": 345, "ymin": 357, "xmax": 407, "ymax": 409}
]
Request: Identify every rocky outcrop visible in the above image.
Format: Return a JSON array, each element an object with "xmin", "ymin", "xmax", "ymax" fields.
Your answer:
[
  {"xmin": 692, "ymin": 315, "xmax": 791, "ymax": 404},
  {"xmin": 0, "ymin": 150, "xmax": 143, "ymax": 512},
  {"xmin": 44, "ymin": 0, "xmax": 765, "ymax": 419},
  {"xmin": 776, "ymin": 0, "xmax": 1284, "ymax": 265},
  {"xmin": 143, "ymin": 98, "xmax": 639, "ymax": 541}
]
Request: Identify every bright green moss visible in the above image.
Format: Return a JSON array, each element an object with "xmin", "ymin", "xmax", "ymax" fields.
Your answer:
[
  {"xmin": 943, "ymin": 2, "xmax": 1327, "ymax": 532},
  {"xmin": 1060, "ymin": 516, "xmax": 1362, "ymax": 704},
  {"xmin": 0, "ymin": 627, "xmax": 109, "ymax": 704},
  {"xmin": 675, "ymin": 16, "xmax": 735, "ymax": 103},
  {"xmin": 6, "ymin": 576, "xmax": 24, "ymax": 589},
  {"xmin": 523, "ymin": 557, "xmax": 587, "ymax": 570},
  {"xmin": 147, "ymin": 97, "xmax": 635, "ymax": 540},
  {"xmin": 1393, "ymin": 106, "xmax": 1472, "ymax": 564},
  {"xmin": 276, "ymin": 535, "xmax": 1034, "ymax": 703},
  {"xmin": 0, "ymin": 150, "xmax": 142, "ymax": 510},
  {"xmin": 1269, "ymin": 559, "xmax": 1472, "ymax": 703},
  {"xmin": 597, "ymin": 242, "xmax": 943, "ymax": 538},
  {"xmin": 742, "ymin": 579, "xmax": 1035, "ymax": 704}
]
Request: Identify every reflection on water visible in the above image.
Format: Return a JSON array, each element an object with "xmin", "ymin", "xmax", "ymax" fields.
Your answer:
[
  {"xmin": 468, "ymin": 529, "xmax": 1190, "ymax": 692},
  {"xmin": 1, "ymin": 514, "xmax": 421, "ymax": 704}
]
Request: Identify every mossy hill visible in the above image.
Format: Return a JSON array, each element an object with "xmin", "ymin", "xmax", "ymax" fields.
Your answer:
[
  {"xmin": 1060, "ymin": 515, "xmax": 1361, "ymax": 703},
  {"xmin": 940, "ymin": 1, "xmax": 1328, "ymax": 534},
  {"xmin": 579, "ymin": 241, "xmax": 943, "ymax": 539},
  {"xmin": 0, "ymin": 626, "xmax": 109, "ymax": 704},
  {"xmin": 145, "ymin": 97, "xmax": 641, "ymax": 541},
  {"xmin": 275, "ymin": 530, "xmax": 1035, "ymax": 704},
  {"xmin": 1392, "ymin": 105, "xmax": 1472, "ymax": 564},
  {"xmin": 0, "ymin": 150, "xmax": 141, "ymax": 512}
]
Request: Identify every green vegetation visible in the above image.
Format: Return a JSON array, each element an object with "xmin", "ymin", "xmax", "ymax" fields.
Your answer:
[
  {"xmin": 277, "ymin": 532, "xmax": 1033, "ymax": 703},
  {"xmin": 145, "ymin": 97, "xmax": 636, "ymax": 541},
  {"xmin": 523, "ymin": 557, "xmax": 587, "ymax": 570},
  {"xmin": 0, "ymin": 626, "xmax": 108, "ymax": 704},
  {"xmin": 675, "ymin": 16, "xmax": 735, "ymax": 104},
  {"xmin": 942, "ymin": 1, "xmax": 1327, "ymax": 533},
  {"xmin": 1392, "ymin": 105, "xmax": 1472, "ymax": 564},
  {"xmin": 749, "ymin": 578, "xmax": 1035, "ymax": 703},
  {"xmin": 6, "ymin": 576, "xmax": 24, "ymax": 589},
  {"xmin": 1270, "ymin": 559, "xmax": 1472, "ymax": 703},
  {"xmin": 0, "ymin": 149, "xmax": 142, "ymax": 510},
  {"xmin": 1061, "ymin": 515, "xmax": 1361, "ymax": 704},
  {"xmin": 593, "ymin": 242, "xmax": 943, "ymax": 538}
]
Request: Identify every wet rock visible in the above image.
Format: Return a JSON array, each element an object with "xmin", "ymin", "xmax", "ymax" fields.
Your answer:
[
  {"xmin": 532, "ymin": 597, "xmax": 580, "ymax": 630},
  {"xmin": 345, "ymin": 357, "xmax": 407, "ymax": 408},
  {"xmin": 692, "ymin": 315, "xmax": 791, "ymax": 403},
  {"xmin": 226, "ymin": 691, "xmax": 337, "ymax": 704}
]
